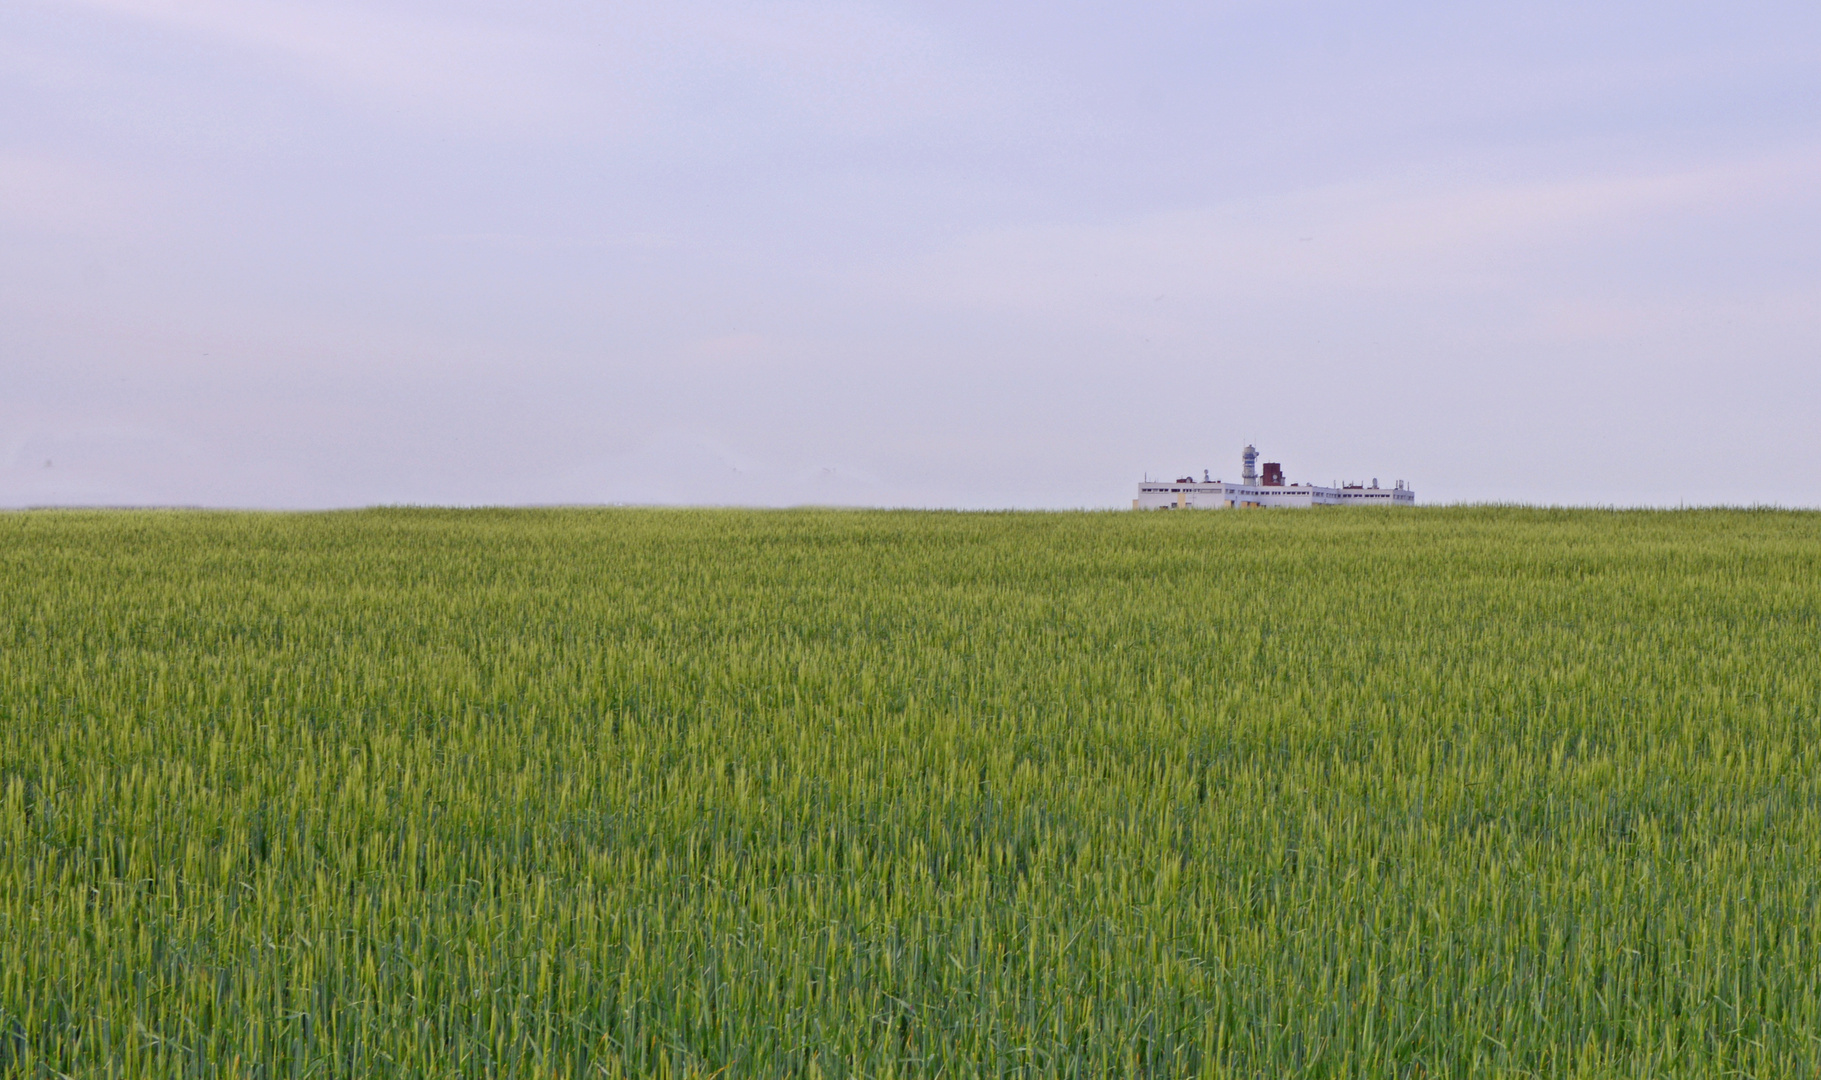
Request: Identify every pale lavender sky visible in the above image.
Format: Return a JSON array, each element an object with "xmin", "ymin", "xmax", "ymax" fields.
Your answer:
[{"xmin": 4, "ymin": 0, "xmax": 1818, "ymax": 508}]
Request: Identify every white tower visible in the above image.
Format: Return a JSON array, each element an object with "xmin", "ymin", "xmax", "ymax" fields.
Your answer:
[{"xmin": 1241, "ymin": 444, "xmax": 1258, "ymax": 486}]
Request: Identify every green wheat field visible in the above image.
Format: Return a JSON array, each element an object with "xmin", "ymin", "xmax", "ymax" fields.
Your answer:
[{"xmin": 2, "ymin": 507, "xmax": 1818, "ymax": 1078}]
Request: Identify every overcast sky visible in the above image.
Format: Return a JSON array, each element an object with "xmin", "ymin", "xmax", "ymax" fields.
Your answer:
[{"xmin": 4, "ymin": 0, "xmax": 1818, "ymax": 508}]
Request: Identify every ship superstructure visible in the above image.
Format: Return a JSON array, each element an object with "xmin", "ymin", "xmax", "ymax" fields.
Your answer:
[{"xmin": 1134, "ymin": 446, "xmax": 1414, "ymax": 509}]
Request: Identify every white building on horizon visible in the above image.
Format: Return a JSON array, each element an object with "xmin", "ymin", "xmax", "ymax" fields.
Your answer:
[{"xmin": 1135, "ymin": 445, "xmax": 1414, "ymax": 509}]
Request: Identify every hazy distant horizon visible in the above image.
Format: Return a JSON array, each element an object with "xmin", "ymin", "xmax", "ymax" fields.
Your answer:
[
  {"xmin": 8, "ymin": 500, "xmax": 1819, "ymax": 515},
  {"xmin": 6, "ymin": 1, "xmax": 1818, "ymax": 510}
]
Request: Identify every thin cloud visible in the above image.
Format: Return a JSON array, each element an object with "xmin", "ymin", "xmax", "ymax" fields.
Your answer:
[
  {"xmin": 39, "ymin": 0, "xmax": 1022, "ymax": 141},
  {"xmin": 44, "ymin": 0, "xmax": 601, "ymax": 130},
  {"xmin": 887, "ymin": 146, "xmax": 1821, "ymax": 314}
]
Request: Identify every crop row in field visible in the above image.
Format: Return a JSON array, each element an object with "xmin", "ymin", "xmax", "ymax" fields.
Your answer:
[{"xmin": 2, "ymin": 507, "xmax": 1818, "ymax": 1077}]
